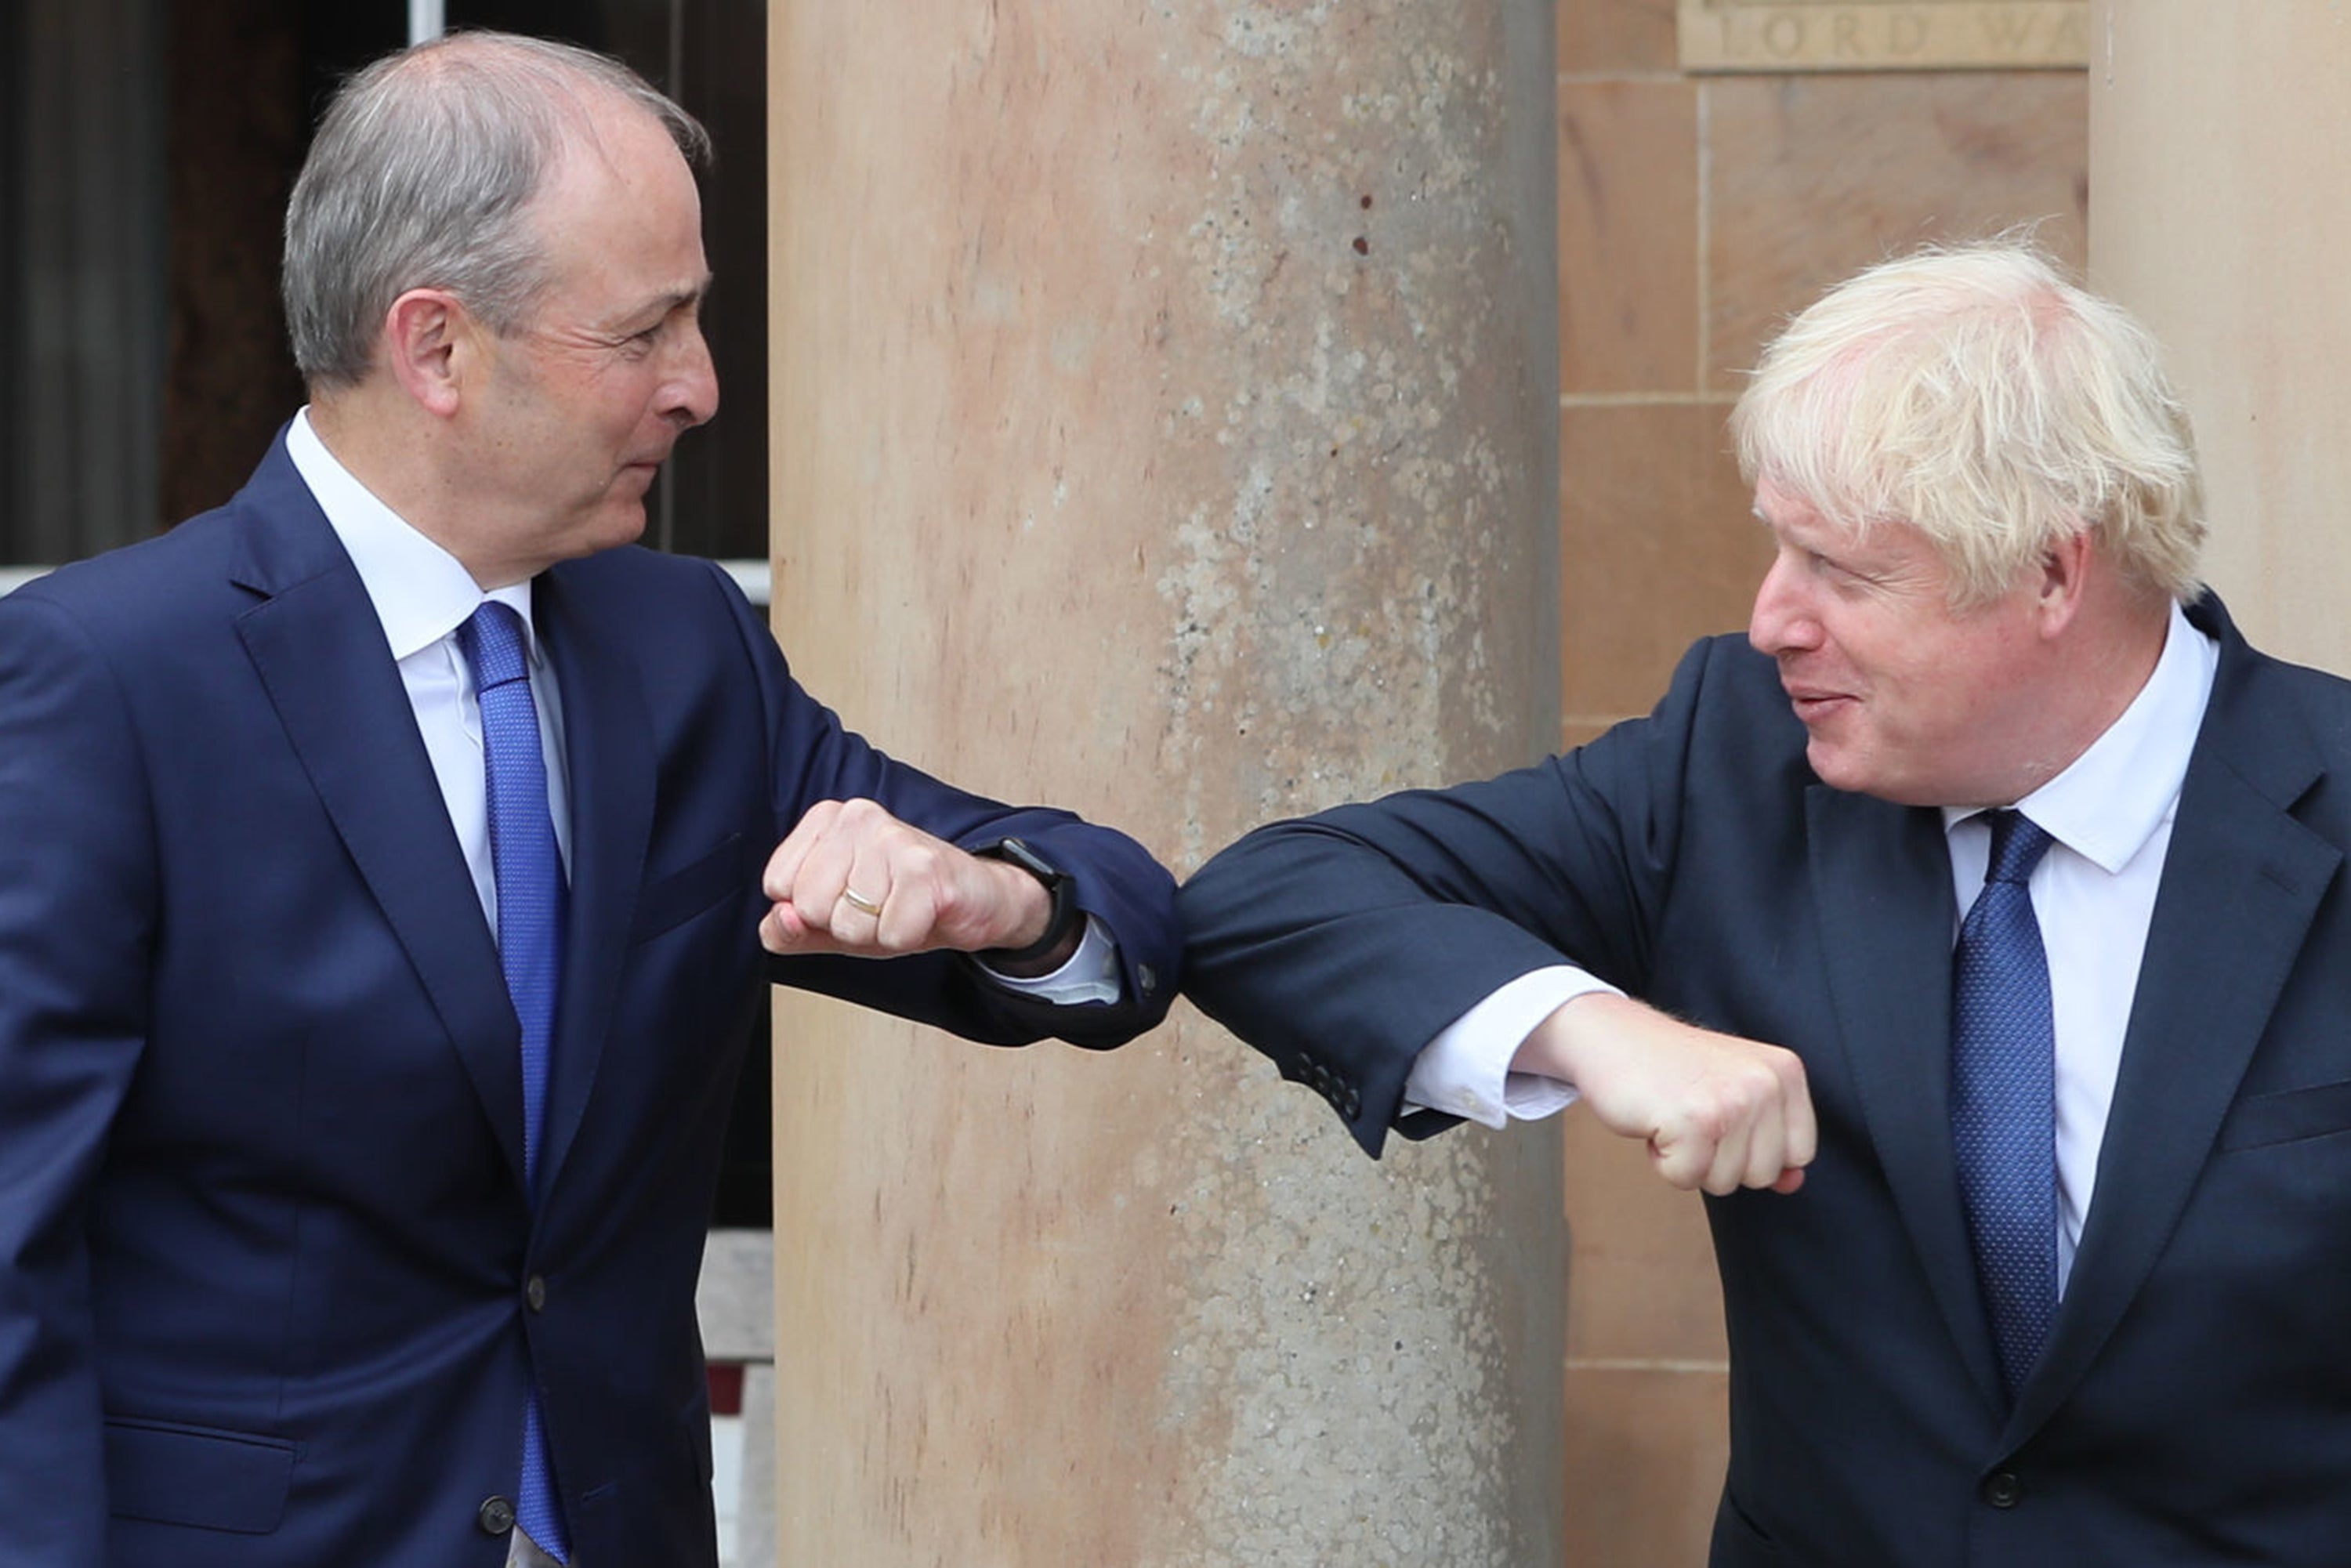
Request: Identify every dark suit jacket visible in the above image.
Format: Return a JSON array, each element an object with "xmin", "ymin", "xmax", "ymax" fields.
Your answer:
[
  {"xmin": 1181, "ymin": 594, "xmax": 2351, "ymax": 1566},
  {"xmin": 0, "ymin": 436, "xmax": 1179, "ymax": 1567}
]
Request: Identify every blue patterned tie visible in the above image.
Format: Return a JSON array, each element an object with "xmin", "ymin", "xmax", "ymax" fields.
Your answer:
[
  {"xmin": 456, "ymin": 602, "xmax": 570, "ymax": 1564},
  {"xmin": 1951, "ymin": 809, "xmax": 2058, "ymax": 1401}
]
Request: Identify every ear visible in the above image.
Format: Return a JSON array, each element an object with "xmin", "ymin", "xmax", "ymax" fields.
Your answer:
[
  {"xmin": 381, "ymin": 288, "xmax": 474, "ymax": 418},
  {"xmin": 2034, "ymin": 527, "xmax": 2095, "ymax": 639}
]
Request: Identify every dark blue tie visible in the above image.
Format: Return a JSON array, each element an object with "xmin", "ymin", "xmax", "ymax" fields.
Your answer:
[
  {"xmin": 456, "ymin": 602, "xmax": 570, "ymax": 1564},
  {"xmin": 1951, "ymin": 809, "xmax": 2059, "ymax": 1400}
]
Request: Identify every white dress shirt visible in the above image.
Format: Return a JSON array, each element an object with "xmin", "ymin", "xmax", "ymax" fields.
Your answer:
[
  {"xmin": 1410, "ymin": 602, "xmax": 2219, "ymax": 1293},
  {"xmin": 284, "ymin": 409, "xmax": 1119, "ymax": 1001},
  {"xmin": 288, "ymin": 410, "xmax": 567, "ymax": 934}
]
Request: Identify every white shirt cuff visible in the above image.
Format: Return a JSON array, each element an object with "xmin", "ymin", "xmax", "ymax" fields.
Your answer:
[
  {"xmin": 1403, "ymin": 966, "xmax": 1618, "ymax": 1128},
  {"xmin": 974, "ymin": 914, "xmax": 1121, "ymax": 1005}
]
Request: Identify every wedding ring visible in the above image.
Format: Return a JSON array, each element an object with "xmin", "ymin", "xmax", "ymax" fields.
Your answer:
[{"xmin": 840, "ymin": 887, "xmax": 884, "ymax": 918}]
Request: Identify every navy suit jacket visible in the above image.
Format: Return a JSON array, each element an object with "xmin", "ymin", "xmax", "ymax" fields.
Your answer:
[
  {"xmin": 0, "ymin": 436, "xmax": 1179, "ymax": 1566},
  {"xmin": 1182, "ymin": 595, "xmax": 2351, "ymax": 1566}
]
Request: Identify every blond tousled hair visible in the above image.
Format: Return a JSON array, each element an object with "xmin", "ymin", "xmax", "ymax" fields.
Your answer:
[{"xmin": 1730, "ymin": 238, "xmax": 2205, "ymax": 607}]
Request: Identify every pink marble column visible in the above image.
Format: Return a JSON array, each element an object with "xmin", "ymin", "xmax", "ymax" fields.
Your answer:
[{"xmin": 768, "ymin": 3, "xmax": 1563, "ymax": 1559}]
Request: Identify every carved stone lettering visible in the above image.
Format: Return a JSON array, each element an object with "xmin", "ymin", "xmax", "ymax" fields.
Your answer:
[{"xmin": 1679, "ymin": 1, "xmax": 2090, "ymax": 73}]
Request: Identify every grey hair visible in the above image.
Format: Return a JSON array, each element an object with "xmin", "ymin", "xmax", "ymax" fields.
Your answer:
[
  {"xmin": 283, "ymin": 31, "xmax": 709, "ymax": 390},
  {"xmin": 1730, "ymin": 237, "xmax": 2206, "ymax": 608}
]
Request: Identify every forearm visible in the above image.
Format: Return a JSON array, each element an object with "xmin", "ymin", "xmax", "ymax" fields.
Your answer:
[
  {"xmin": 1402, "ymin": 967, "xmax": 1603, "ymax": 1126},
  {"xmin": 1182, "ymin": 818, "xmax": 1584, "ymax": 1056}
]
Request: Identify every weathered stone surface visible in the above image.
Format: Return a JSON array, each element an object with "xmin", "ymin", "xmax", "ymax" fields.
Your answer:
[
  {"xmin": 2090, "ymin": 0, "xmax": 2351, "ymax": 676},
  {"xmin": 769, "ymin": 2, "xmax": 1562, "ymax": 1562}
]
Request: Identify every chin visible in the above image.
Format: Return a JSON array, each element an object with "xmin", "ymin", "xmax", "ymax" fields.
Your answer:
[
  {"xmin": 1805, "ymin": 741, "xmax": 1879, "ymax": 798},
  {"xmin": 1813, "ymin": 749, "xmax": 1951, "ymax": 806},
  {"xmin": 579, "ymin": 504, "xmax": 651, "ymax": 559}
]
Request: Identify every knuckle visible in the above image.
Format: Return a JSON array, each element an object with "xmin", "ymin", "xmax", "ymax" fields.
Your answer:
[{"xmin": 1690, "ymin": 1089, "xmax": 1739, "ymax": 1138}]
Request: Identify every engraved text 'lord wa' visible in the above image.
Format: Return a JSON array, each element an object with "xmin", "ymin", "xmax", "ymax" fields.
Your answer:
[{"xmin": 1679, "ymin": 1, "xmax": 2089, "ymax": 73}]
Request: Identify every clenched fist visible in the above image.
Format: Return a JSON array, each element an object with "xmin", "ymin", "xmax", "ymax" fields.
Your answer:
[
  {"xmin": 1518, "ymin": 992, "xmax": 1815, "ymax": 1195},
  {"xmin": 757, "ymin": 798, "xmax": 1061, "ymax": 964}
]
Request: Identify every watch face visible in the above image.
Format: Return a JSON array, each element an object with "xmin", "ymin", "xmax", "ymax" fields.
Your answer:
[
  {"xmin": 988, "ymin": 836, "xmax": 1066, "ymax": 887},
  {"xmin": 979, "ymin": 836, "xmax": 1078, "ymax": 960}
]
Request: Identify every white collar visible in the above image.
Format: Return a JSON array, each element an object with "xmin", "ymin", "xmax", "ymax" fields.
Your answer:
[
  {"xmin": 286, "ymin": 407, "xmax": 541, "ymax": 664},
  {"xmin": 1941, "ymin": 599, "xmax": 2219, "ymax": 870}
]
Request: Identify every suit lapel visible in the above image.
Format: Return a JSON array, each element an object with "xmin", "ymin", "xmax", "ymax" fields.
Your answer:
[
  {"xmin": 227, "ymin": 455, "xmax": 527, "ymax": 1190},
  {"xmin": 2006, "ymin": 609, "xmax": 2338, "ymax": 1441},
  {"xmin": 1807, "ymin": 785, "xmax": 2009, "ymax": 1411},
  {"xmin": 531, "ymin": 563, "xmax": 654, "ymax": 1200}
]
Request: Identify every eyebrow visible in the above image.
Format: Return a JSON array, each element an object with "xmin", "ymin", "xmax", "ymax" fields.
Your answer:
[
  {"xmin": 658, "ymin": 274, "xmax": 715, "ymax": 313},
  {"xmin": 608, "ymin": 277, "xmax": 712, "ymax": 336}
]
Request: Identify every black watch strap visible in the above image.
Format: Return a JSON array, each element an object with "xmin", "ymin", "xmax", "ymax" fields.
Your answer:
[{"xmin": 973, "ymin": 837, "xmax": 1079, "ymax": 965}]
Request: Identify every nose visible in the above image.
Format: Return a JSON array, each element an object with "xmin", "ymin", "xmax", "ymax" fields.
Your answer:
[
  {"xmin": 1748, "ymin": 549, "xmax": 1820, "ymax": 657},
  {"xmin": 663, "ymin": 323, "xmax": 720, "ymax": 429}
]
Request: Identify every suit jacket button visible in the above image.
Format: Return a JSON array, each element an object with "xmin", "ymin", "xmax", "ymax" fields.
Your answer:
[
  {"xmin": 1136, "ymin": 963, "xmax": 1157, "ymax": 994},
  {"xmin": 526, "ymin": 1275, "xmax": 548, "ymax": 1313},
  {"xmin": 1980, "ymin": 1471, "xmax": 2023, "ymax": 1509},
  {"xmin": 478, "ymin": 1494, "xmax": 518, "ymax": 1535}
]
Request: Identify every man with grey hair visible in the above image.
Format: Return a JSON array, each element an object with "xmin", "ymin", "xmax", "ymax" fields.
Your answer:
[
  {"xmin": 0, "ymin": 31, "xmax": 1177, "ymax": 1568},
  {"xmin": 1183, "ymin": 240, "xmax": 2351, "ymax": 1564}
]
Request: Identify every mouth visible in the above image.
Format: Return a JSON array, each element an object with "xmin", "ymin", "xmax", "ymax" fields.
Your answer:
[
  {"xmin": 614, "ymin": 458, "xmax": 667, "ymax": 493},
  {"xmin": 1782, "ymin": 686, "xmax": 1854, "ymax": 724}
]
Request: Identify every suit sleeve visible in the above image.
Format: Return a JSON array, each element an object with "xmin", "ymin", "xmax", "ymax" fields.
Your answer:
[
  {"xmin": 1179, "ymin": 635, "xmax": 1737, "ymax": 1156},
  {"xmin": 0, "ymin": 592, "xmax": 159, "ymax": 1565},
  {"xmin": 702, "ymin": 563, "xmax": 1180, "ymax": 1048}
]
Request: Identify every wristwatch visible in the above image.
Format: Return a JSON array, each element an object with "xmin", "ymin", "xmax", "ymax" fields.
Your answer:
[{"xmin": 973, "ymin": 836, "xmax": 1079, "ymax": 964}]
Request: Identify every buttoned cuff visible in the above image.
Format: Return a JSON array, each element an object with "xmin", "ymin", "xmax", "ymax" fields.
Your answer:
[{"xmin": 1403, "ymin": 966, "xmax": 1617, "ymax": 1128}]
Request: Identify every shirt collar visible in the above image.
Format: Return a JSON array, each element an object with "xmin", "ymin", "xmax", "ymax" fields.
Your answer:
[
  {"xmin": 1941, "ymin": 598, "xmax": 2219, "ymax": 871},
  {"xmin": 286, "ymin": 407, "xmax": 542, "ymax": 665}
]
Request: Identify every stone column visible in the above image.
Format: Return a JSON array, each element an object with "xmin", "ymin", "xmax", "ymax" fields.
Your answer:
[
  {"xmin": 766, "ymin": 2, "xmax": 1563, "ymax": 1563},
  {"xmin": 2088, "ymin": 0, "xmax": 2351, "ymax": 671}
]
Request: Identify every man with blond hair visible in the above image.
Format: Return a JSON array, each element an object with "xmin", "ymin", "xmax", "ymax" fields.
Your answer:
[
  {"xmin": 1183, "ymin": 241, "xmax": 2351, "ymax": 1563},
  {"xmin": 0, "ymin": 31, "xmax": 1177, "ymax": 1568}
]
